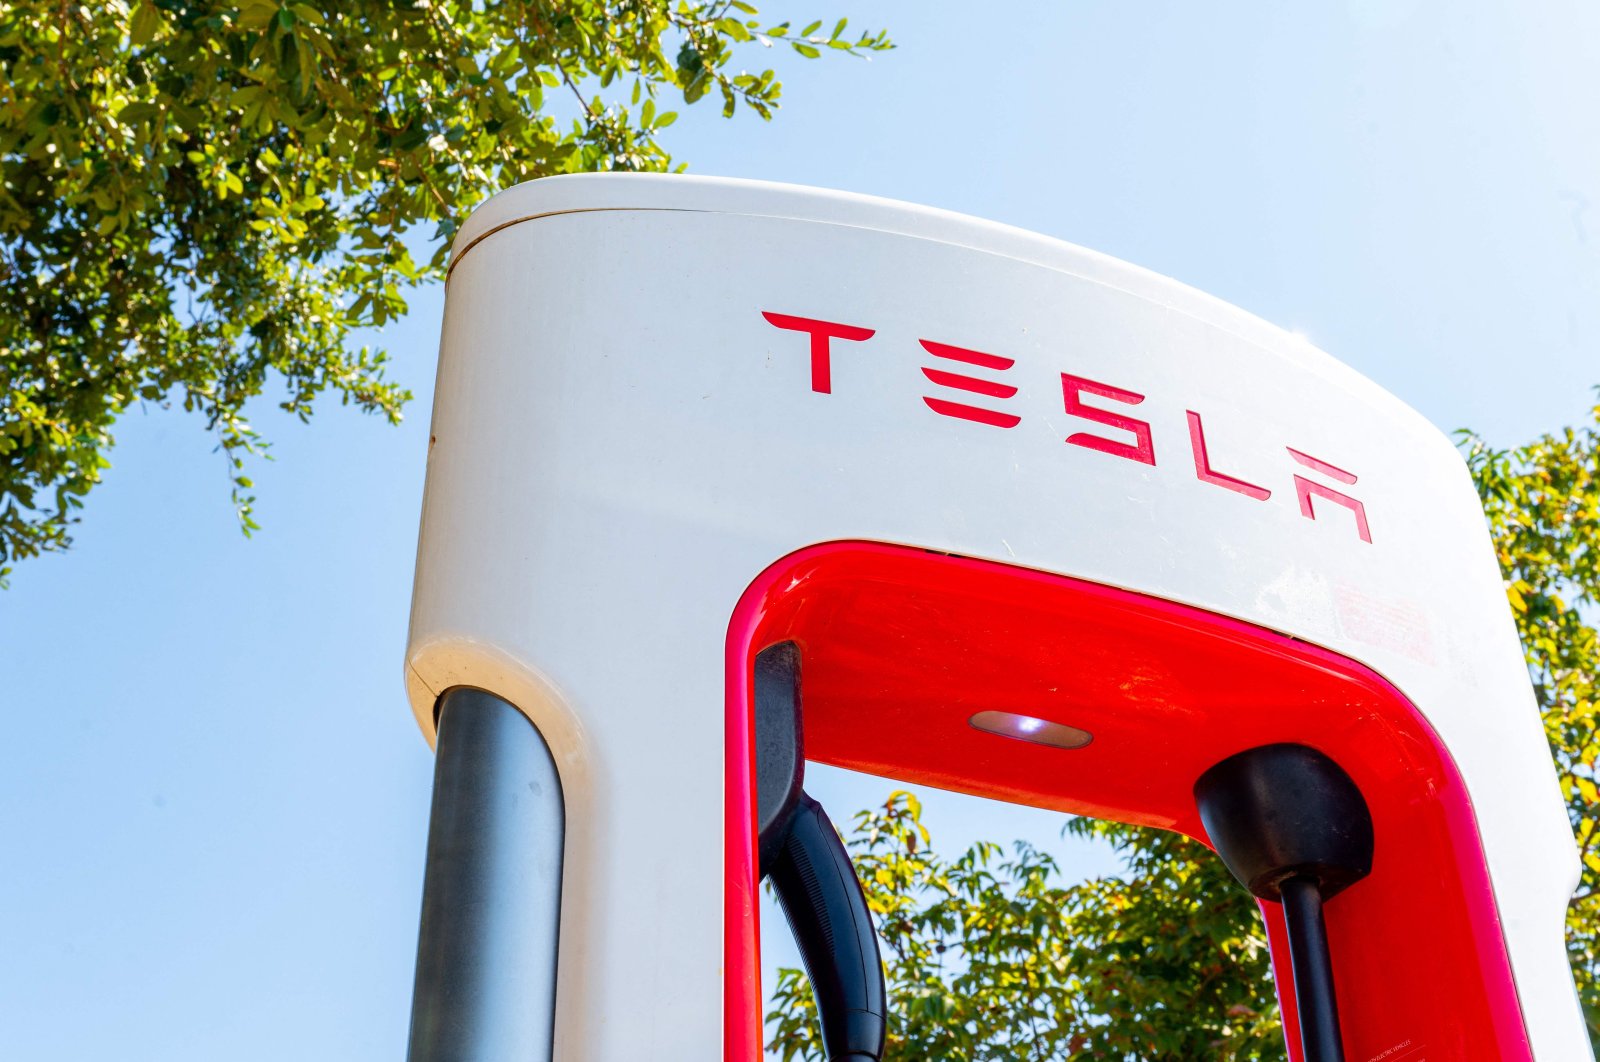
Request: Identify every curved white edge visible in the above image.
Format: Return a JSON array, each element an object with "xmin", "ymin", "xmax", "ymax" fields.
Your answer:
[{"xmin": 447, "ymin": 174, "xmax": 1445, "ymax": 458}]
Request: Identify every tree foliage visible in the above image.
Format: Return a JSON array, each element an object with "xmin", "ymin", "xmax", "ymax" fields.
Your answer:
[
  {"xmin": 0, "ymin": 1, "xmax": 890, "ymax": 582},
  {"xmin": 769, "ymin": 397, "xmax": 1600, "ymax": 1058}
]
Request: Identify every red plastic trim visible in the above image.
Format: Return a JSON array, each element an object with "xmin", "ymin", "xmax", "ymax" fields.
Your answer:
[
  {"xmin": 724, "ymin": 585, "xmax": 764, "ymax": 1062},
  {"xmin": 724, "ymin": 541, "xmax": 1530, "ymax": 1061}
]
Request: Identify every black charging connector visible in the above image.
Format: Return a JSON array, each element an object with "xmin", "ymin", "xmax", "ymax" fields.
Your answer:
[
  {"xmin": 1196, "ymin": 743, "xmax": 1375, "ymax": 1062},
  {"xmin": 755, "ymin": 643, "xmax": 888, "ymax": 1062}
]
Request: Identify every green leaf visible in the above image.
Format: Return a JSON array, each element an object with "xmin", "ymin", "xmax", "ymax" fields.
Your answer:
[
  {"xmin": 0, "ymin": 0, "xmax": 894, "ymax": 581},
  {"xmin": 128, "ymin": 2, "xmax": 163, "ymax": 46}
]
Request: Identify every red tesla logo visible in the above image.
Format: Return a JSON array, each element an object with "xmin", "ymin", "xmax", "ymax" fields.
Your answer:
[
  {"xmin": 920, "ymin": 340, "xmax": 1021, "ymax": 428},
  {"xmin": 763, "ymin": 310, "xmax": 1373, "ymax": 544}
]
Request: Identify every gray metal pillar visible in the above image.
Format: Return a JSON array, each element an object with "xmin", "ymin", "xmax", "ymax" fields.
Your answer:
[{"xmin": 407, "ymin": 687, "xmax": 564, "ymax": 1062}]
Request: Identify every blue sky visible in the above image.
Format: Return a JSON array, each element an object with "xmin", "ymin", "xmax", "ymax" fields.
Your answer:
[{"xmin": 3, "ymin": 2, "xmax": 1598, "ymax": 1057}]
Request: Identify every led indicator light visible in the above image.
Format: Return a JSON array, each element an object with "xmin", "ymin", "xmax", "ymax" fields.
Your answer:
[{"xmin": 968, "ymin": 710, "xmax": 1093, "ymax": 750}]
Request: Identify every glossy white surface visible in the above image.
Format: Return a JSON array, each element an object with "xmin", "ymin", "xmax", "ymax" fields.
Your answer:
[{"xmin": 408, "ymin": 174, "xmax": 1586, "ymax": 1059}]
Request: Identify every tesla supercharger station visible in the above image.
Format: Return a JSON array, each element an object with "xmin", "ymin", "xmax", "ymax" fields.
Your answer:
[{"xmin": 402, "ymin": 174, "xmax": 1590, "ymax": 1062}]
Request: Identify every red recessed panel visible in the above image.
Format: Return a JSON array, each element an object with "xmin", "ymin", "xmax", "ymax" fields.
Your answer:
[{"xmin": 725, "ymin": 542, "xmax": 1529, "ymax": 1061}]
